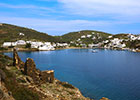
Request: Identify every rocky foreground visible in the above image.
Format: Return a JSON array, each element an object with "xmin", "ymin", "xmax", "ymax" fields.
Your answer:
[{"xmin": 0, "ymin": 48, "xmax": 110, "ymax": 100}]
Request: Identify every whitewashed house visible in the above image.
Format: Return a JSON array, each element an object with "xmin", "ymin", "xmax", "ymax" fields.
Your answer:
[
  {"xmin": 16, "ymin": 40, "xmax": 26, "ymax": 45},
  {"xmin": 108, "ymin": 36, "xmax": 113, "ymax": 38},
  {"xmin": 19, "ymin": 33, "xmax": 25, "ymax": 36},
  {"xmin": 128, "ymin": 34, "xmax": 137, "ymax": 40},
  {"xmin": 38, "ymin": 45, "xmax": 55, "ymax": 51},
  {"xmin": 92, "ymin": 36, "xmax": 96, "ymax": 40},
  {"xmin": 111, "ymin": 38, "xmax": 121, "ymax": 45},
  {"xmin": 3, "ymin": 42, "xmax": 17, "ymax": 47},
  {"xmin": 3, "ymin": 42, "xmax": 13, "ymax": 47},
  {"xmin": 57, "ymin": 43, "xmax": 69, "ymax": 47},
  {"xmin": 87, "ymin": 35, "xmax": 92, "ymax": 38},
  {"xmin": 77, "ymin": 39, "xmax": 81, "ymax": 41},
  {"xmin": 92, "ymin": 32, "xmax": 95, "ymax": 34},
  {"xmin": 81, "ymin": 35, "xmax": 86, "ymax": 38},
  {"xmin": 30, "ymin": 42, "xmax": 44, "ymax": 48}
]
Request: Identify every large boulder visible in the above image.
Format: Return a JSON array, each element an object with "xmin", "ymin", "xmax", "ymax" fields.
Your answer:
[{"xmin": 13, "ymin": 48, "xmax": 24, "ymax": 70}]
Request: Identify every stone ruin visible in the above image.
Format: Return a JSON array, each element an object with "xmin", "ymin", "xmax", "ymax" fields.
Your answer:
[
  {"xmin": 13, "ymin": 48, "xmax": 24, "ymax": 71},
  {"xmin": 13, "ymin": 48, "xmax": 54, "ymax": 84},
  {"xmin": 41, "ymin": 70, "xmax": 54, "ymax": 83}
]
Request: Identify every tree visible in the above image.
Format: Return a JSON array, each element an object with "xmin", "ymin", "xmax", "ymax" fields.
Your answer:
[{"xmin": 25, "ymin": 43, "xmax": 31, "ymax": 48}]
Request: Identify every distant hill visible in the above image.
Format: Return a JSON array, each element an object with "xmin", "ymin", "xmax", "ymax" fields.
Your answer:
[
  {"xmin": 0, "ymin": 23, "xmax": 60, "ymax": 44},
  {"xmin": 0, "ymin": 23, "xmax": 111, "ymax": 44},
  {"xmin": 60, "ymin": 30, "xmax": 111, "ymax": 43}
]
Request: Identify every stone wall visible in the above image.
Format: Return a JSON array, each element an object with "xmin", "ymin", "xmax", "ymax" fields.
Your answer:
[{"xmin": 41, "ymin": 70, "xmax": 54, "ymax": 83}]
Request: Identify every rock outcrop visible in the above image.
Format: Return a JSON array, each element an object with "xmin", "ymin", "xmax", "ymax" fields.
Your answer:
[
  {"xmin": 13, "ymin": 48, "xmax": 24, "ymax": 70},
  {"xmin": 24, "ymin": 58, "xmax": 41, "ymax": 84}
]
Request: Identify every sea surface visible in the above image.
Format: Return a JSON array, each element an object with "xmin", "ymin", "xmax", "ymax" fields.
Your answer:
[{"xmin": 4, "ymin": 49, "xmax": 140, "ymax": 100}]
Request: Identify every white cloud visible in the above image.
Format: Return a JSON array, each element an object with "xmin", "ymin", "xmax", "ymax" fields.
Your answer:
[
  {"xmin": 0, "ymin": 16, "xmax": 119, "ymax": 35},
  {"xmin": 58, "ymin": 0, "xmax": 140, "ymax": 17},
  {"xmin": 0, "ymin": 3, "xmax": 53, "ymax": 11}
]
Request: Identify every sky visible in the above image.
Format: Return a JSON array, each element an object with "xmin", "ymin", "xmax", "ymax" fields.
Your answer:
[{"xmin": 0, "ymin": 0, "xmax": 140, "ymax": 35}]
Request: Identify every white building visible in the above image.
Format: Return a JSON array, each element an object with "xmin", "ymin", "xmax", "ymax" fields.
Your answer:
[
  {"xmin": 3, "ymin": 42, "xmax": 14, "ymax": 47},
  {"xmin": 16, "ymin": 40, "xmax": 26, "ymax": 45},
  {"xmin": 108, "ymin": 36, "xmax": 112, "ymax": 38},
  {"xmin": 110, "ymin": 38, "xmax": 121, "ymax": 45},
  {"xmin": 92, "ymin": 36, "xmax": 96, "ymax": 40},
  {"xmin": 92, "ymin": 32, "xmax": 95, "ymax": 34},
  {"xmin": 77, "ymin": 38, "xmax": 81, "ymax": 41},
  {"xmin": 103, "ymin": 40, "xmax": 109, "ymax": 43},
  {"xmin": 81, "ymin": 35, "xmax": 86, "ymax": 38},
  {"xmin": 128, "ymin": 34, "xmax": 137, "ymax": 40},
  {"xmin": 38, "ymin": 45, "xmax": 55, "ymax": 51},
  {"xmin": 30, "ymin": 42, "xmax": 44, "ymax": 48},
  {"xmin": 19, "ymin": 33, "xmax": 25, "ymax": 36},
  {"xmin": 57, "ymin": 43, "xmax": 69, "ymax": 47},
  {"xmin": 87, "ymin": 35, "xmax": 92, "ymax": 38}
]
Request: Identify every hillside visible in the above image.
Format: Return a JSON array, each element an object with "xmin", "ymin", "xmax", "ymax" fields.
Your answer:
[
  {"xmin": 0, "ymin": 23, "xmax": 111, "ymax": 45},
  {"xmin": 60, "ymin": 30, "xmax": 111, "ymax": 43},
  {"xmin": 0, "ymin": 23, "xmax": 60, "ymax": 44}
]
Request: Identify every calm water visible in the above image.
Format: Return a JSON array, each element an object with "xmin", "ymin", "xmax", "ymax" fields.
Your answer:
[{"xmin": 4, "ymin": 49, "xmax": 140, "ymax": 100}]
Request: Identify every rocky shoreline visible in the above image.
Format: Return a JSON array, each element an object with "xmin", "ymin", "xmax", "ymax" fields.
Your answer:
[
  {"xmin": 0, "ymin": 48, "xmax": 88, "ymax": 100},
  {"xmin": 0, "ymin": 48, "xmax": 111, "ymax": 100}
]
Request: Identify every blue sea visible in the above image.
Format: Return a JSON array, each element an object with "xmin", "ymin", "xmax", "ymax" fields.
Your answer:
[{"xmin": 4, "ymin": 49, "xmax": 140, "ymax": 100}]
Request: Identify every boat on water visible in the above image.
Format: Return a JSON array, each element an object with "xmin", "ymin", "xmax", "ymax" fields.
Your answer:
[{"xmin": 92, "ymin": 50, "xmax": 98, "ymax": 53}]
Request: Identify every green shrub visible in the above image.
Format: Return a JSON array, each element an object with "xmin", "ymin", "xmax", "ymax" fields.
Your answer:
[
  {"xmin": 12, "ymin": 87, "xmax": 39, "ymax": 100},
  {"xmin": 62, "ymin": 82, "xmax": 75, "ymax": 89},
  {"xmin": 25, "ymin": 43, "xmax": 31, "ymax": 48}
]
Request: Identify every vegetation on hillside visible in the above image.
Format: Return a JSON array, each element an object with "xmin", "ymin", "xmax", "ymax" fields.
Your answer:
[
  {"xmin": 60, "ymin": 30, "xmax": 111, "ymax": 43},
  {"xmin": 0, "ymin": 23, "xmax": 60, "ymax": 44}
]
